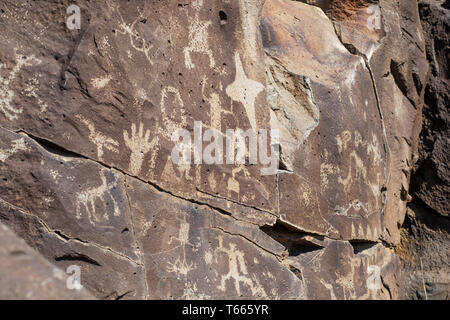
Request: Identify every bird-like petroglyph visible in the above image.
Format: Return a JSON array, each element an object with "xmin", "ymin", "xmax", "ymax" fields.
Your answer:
[{"xmin": 226, "ymin": 53, "xmax": 264, "ymax": 131}]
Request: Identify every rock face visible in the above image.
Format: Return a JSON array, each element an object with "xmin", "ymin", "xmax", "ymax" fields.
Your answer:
[
  {"xmin": 412, "ymin": 0, "xmax": 449, "ymax": 218},
  {"xmin": 399, "ymin": 202, "xmax": 450, "ymax": 300},
  {"xmin": 0, "ymin": 0, "xmax": 443, "ymax": 300},
  {"xmin": 398, "ymin": 0, "xmax": 450, "ymax": 300},
  {"xmin": 0, "ymin": 222, "xmax": 94, "ymax": 299}
]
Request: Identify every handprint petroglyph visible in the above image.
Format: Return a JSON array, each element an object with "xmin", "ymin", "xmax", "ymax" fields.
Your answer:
[{"xmin": 124, "ymin": 122, "xmax": 159, "ymax": 176}]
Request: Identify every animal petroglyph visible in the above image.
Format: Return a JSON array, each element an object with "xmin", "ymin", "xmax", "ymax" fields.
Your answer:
[
  {"xmin": 183, "ymin": 0, "xmax": 215, "ymax": 69},
  {"xmin": 109, "ymin": 1, "xmax": 155, "ymax": 65},
  {"xmin": 124, "ymin": 122, "xmax": 159, "ymax": 176},
  {"xmin": 226, "ymin": 53, "xmax": 264, "ymax": 131},
  {"xmin": 75, "ymin": 169, "xmax": 121, "ymax": 225},
  {"xmin": 76, "ymin": 115, "xmax": 119, "ymax": 161},
  {"xmin": 0, "ymin": 53, "xmax": 40, "ymax": 120}
]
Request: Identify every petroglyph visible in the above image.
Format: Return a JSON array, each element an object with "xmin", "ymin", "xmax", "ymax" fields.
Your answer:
[
  {"xmin": 91, "ymin": 75, "xmax": 112, "ymax": 89},
  {"xmin": 0, "ymin": 0, "xmax": 426, "ymax": 301},
  {"xmin": 157, "ymin": 86, "xmax": 190, "ymax": 179},
  {"xmin": 167, "ymin": 222, "xmax": 195, "ymax": 279},
  {"xmin": 0, "ymin": 138, "xmax": 28, "ymax": 162},
  {"xmin": 337, "ymin": 130, "xmax": 382, "ymax": 166},
  {"xmin": 336, "ymin": 130, "xmax": 352, "ymax": 153},
  {"xmin": 23, "ymin": 77, "xmax": 48, "ymax": 113},
  {"xmin": 208, "ymin": 93, "xmax": 223, "ymax": 131},
  {"xmin": 182, "ymin": 283, "xmax": 211, "ymax": 300},
  {"xmin": 336, "ymin": 129, "xmax": 384, "ymax": 203},
  {"xmin": 227, "ymin": 166, "xmax": 250, "ymax": 197},
  {"xmin": 76, "ymin": 115, "xmax": 119, "ymax": 161},
  {"xmin": 200, "ymin": 77, "xmax": 233, "ymax": 133},
  {"xmin": 160, "ymin": 86, "xmax": 187, "ymax": 138},
  {"xmin": 183, "ymin": 0, "xmax": 215, "ymax": 69},
  {"xmin": 124, "ymin": 123, "xmax": 159, "ymax": 176},
  {"xmin": 338, "ymin": 150, "xmax": 368, "ymax": 194},
  {"xmin": 0, "ymin": 53, "xmax": 40, "ymax": 120},
  {"xmin": 49, "ymin": 169, "xmax": 61, "ymax": 183},
  {"xmin": 355, "ymin": 132, "xmax": 383, "ymax": 166},
  {"xmin": 334, "ymin": 200, "xmax": 370, "ymax": 218},
  {"xmin": 161, "ymin": 158, "xmax": 194, "ymax": 184},
  {"xmin": 320, "ymin": 162, "xmax": 339, "ymax": 188},
  {"xmin": 215, "ymin": 236, "xmax": 267, "ymax": 297},
  {"xmin": 75, "ymin": 169, "xmax": 120, "ymax": 225},
  {"xmin": 226, "ymin": 53, "xmax": 264, "ymax": 131},
  {"xmin": 111, "ymin": 2, "xmax": 154, "ymax": 65}
]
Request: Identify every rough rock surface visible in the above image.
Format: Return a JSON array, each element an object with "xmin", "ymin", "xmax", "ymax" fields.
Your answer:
[
  {"xmin": 398, "ymin": 0, "xmax": 450, "ymax": 300},
  {"xmin": 0, "ymin": 0, "xmax": 442, "ymax": 300},
  {"xmin": 412, "ymin": 0, "xmax": 449, "ymax": 218},
  {"xmin": 398, "ymin": 201, "xmax": 450, "ymax": 300},
  {"xmin": 0, "ymin": 222, "xmax": 94, "ymax": 299}
]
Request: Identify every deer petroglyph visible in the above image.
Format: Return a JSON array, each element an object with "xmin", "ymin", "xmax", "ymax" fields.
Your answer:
[{"xmin": 75, "ymin": 169, "xmax": 121, "ymax": 225}]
